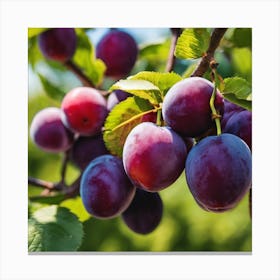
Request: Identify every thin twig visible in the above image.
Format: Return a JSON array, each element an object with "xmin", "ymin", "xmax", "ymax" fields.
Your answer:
[
  {"xmin": 60, "ymin": 150, "xmax": 70, "ymax": 185},
  {"xmin": 28, "ymin": 177, "xmax": 57, "ymax": 190},
  {"xmin": 165, "ymin": 28, "xmax": 182, "ymax": 72},
  {"xmin": 28, "ymin": 175, "xmax": 81, "ymax": 199},
  {"xmin": 65, "ymin": 60, "xmax": 95, "ymax": 87},
  {"xmin": 191, "ymin": 28, "xmax": 227, "ymax": 77},
  {"xmin": 64, "ymin": 176, "xmax": 82, "ymax": 198}
]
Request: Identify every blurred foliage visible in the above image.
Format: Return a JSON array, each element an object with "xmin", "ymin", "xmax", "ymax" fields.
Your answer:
[
  {"xmin": 28, "ymin": 28, "xmax": 252, "ymax": 252},
  {"xmin": 28, "ymin": 28, "xmax": 49, "ymax": 38},
  {"xmin": 72, "ymin": 28, "xmax": 106, "ymax": 87},
  {"xmin": 138, "ymin": 39, "xmax": 170, "ymax": 72}
]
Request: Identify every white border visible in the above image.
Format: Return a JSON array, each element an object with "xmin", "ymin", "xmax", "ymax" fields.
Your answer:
[{"xmin": 1, "ymin": 0, "xmax": 280, "ymax": 279}]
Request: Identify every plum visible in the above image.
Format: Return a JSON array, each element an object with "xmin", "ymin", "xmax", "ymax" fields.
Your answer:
[
  {"xmin": 140, "ymin": 111, "xmax": 157, "ymax": 123},
  {"xmin": 223, "ymin": 110, "xmax": 252, "ymax": 150},
  {"xmin": 123, "ymin": 122, "xmax": 187, "ymax": 192},
  {"xmin": 96, "ymin": 30, "xmax": 138, "ymax": 79},
  {"xmin": 70, "ymin": 134, "xmax": 109, "ymax": 170},
  {"xmin": 80, "ymin": 155, "xmax": 136, "ymax": 219},
  {"xmin": 38, "ymin": 28, "xmax": 76, "ymax": 62},
  {"xmin": 61, "ymin": 87, "xmax": 108, "ymax": 136},
  {"xmin": 182, "ymin": 136, "xmax": 195, "ymax": 152},
  {"xmin": 30, "ymin": 107, "xmax": 74, "ymax": 153},
  {"xmin": 185, "ymin": 133, "xmax": 252, "ymax": 212},
  {"xmin": 162, "ymin": 77, "xmax": 224, "ymax": 137},
  {"xmin": 221, "ymin": 99, "xmax": 245, "ymax": 128},
  {"xmin": 122, "ymin": 189, "xmax": 163, "ymax": 234}
]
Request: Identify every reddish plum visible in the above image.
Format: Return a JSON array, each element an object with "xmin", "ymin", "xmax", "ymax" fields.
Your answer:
[
  {"xmin": 123, "ymin": 122, "xmax": 187, "ymax": 192},
  {"xmin": 162, "ymin": 77, "xmax": 224, "ymax": 137},
  {"xmin": 61, "ymin": 87, "xmax": 108, "ymax": 136}
]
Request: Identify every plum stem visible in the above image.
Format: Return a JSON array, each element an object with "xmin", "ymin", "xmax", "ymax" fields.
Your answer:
[
  {"xmin": 59, "ymin": 149, "xmax": 70, "ymax": 185},
  {"xmin": 209, "ymin": 66, "xmax": 222, "ymax": 136},
  {"xmin": 156, "ymin": 108, "xmax": 162, "ymax": 126}
]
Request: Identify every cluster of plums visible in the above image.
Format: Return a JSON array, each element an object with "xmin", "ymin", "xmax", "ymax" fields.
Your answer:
[
  {"xmin": 123, "ymin": 77, "xmax": 251, "ymax": 214},
  {"xmin": 30, "ymin": 28, "xmax": 252, "ymax": 235},
  {"xmin": 38, "ymin": 27, "xmax": 138, "ymax": 79}
]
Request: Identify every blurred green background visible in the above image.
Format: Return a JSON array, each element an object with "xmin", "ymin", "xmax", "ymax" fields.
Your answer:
[{"xmin": 28, "ymin": 28, "xmax": 252, "ymax": 252}]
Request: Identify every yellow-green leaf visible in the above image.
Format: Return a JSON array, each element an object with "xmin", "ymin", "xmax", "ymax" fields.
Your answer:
[
  {"xmin": 175, "ymin": 28, "xmax": 210, "ymax": 59},
  {"xmin": 110, "ymin": 79, "xmax": 161, "ymax": 105},
  {"xmin": 128, "ymin": 71, "xmax": 182, "ymax": 95},
  {"xmin": 223, "ymin": 77, "xmax": 251, "ymax": 100},
  {"xmin": 104, "ymin": 97, "xmax": 155, "ymax": 157},
  {"xmin": 222, "ymin": 77, "xmax": 252, "ymax": 111}
]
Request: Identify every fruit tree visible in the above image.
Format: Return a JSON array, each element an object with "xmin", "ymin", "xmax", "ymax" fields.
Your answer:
[{"xmin": 28, "ymin": 28, "xmax": 252, "ymax": 252}]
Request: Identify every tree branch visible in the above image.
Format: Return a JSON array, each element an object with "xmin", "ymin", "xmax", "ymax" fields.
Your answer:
[
  {"xmin": 28, "ymin": 175, "xmax": 81, "ymax": 199},
  {"xmin": 64, "ymin": 176, "xmax": 82, "ymax": 198},
  {"xmin": 65, "ymin": 60, "xmax": 95, "ymax": 88},
  {"xmin": 59, "ymin": 149, "xmax": 70, "ymax": 185},
  {"xmin": 28, "ymin": 177, "xmax": 59, "ymax": 190},
  {"xmin": 165, "ymin": 28, "xmax": 182, "ymax": 72},
  {"xmin": 191, "ymin": 28, "xmax": 227, "ymax": 77}
]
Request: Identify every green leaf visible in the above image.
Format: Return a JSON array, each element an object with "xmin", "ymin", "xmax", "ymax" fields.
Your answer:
[
  {"xmin": 28, "ymin": 28, "xmax": 49, "ymax": 38},
  {"xmin": 28, "ymin": 36, "xmax": 44, "ymax": 69},
  {"xmin": 128, "ymin": 71, "xmax": 182, "ymax": 95},
  {"xmin": 60, "ymin": 197, "xmax": 91, "ymax": 222},
  {"xmin": 29, "ymin": 193, "xmax": 66, "ymax": 205},
  {"xmin": 139, "ymin": 40, "xmax": 170, "ymax": 61},
  {"xmin": 28, "ymin": 201, "xmax": 50, "ymax": 218},
  {"xmin": 223, "ymin": 94, "xmax": 252, "ymax": 111},
  {"xmin": 222, "ymin": 77, "xmax": 251, "ymax": 100},
  {"xmin": 110, "ymin": 79, "xmax": 161, "ymax": 105},
  {"xmin": 104, "ymin": 97, "xmax": 155, "ymax": 157},
  {"xmin": 28, "ymin": 218, "xmax": 44, "ymax": 252},
  {"xmin": 231, "ymin": 47, "xmax": 252, "ymax": 82},
  {"xmin": 222, "ymin": 77, "xmax": 252, "ymax": 111},
  {"xmin": 72, "ymin": 29, "xmax": 106, "ymax": 87},
  {"xmin": 38, "ymin": 74, "xmax": 66, "ymax": 101},
  {"xmin": 232, "ymin": 28, "xmax": 252, "ymax": 48},
  {"xmin": 139, "ymin": 40, "xmax": 171, "ymax": 71},
  {"xmin": 175, "ymin": 28, "xmax": 210, "ymax": 59},
  {"xmin": 28, "ymin": 205, "xmax": 84, "ymax": 252}
]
